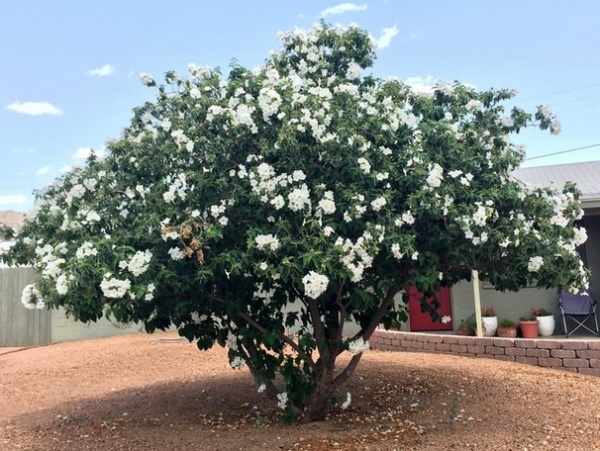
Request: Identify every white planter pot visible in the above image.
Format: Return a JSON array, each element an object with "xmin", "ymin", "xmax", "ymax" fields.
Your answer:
[
  {"xmin": 482, "ymin": 316, "xmax": 498, "ymax": 337},
  {"xmin": 536, "ymin": 315, "xmax": 555, "ymax": 337}
]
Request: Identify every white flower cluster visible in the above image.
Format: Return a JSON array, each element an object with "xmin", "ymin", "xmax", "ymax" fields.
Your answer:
[
  {"xmin": 56, "ymin": 274, "xmax": 69, "ymax": 295},
  {"xmin": 119, "ymin": 250, "xmax": 152, "ymax": 277},
  {"xmin": 342, "ymin": 194, "xmax": 367, "ymax": 223},
  {"xmin": 21, "ymin": 284, "xmax": 45, "ymax": 310},
  {"xmin": 255, "ymin": 234, "xmax": 280, "ymax": 252},
  {"xmin": 258, "ymin": 83, "xmax": 283, "ymax": 122},
  {"xmin": 528, "ymin": 256, "xmax": 544, "ymax": 273},
  {"xmin": 171, "ymin": 129, "xmax": 194, "ymax": 152},
  {"xmin": 145, "ymin": 283, "xmax": 155, "ymax": 301},
  {"xmin": 288, "ymin": 184, "xmax": 311, "ymax": 212},
  {"xmin": 163, "ymin": 173, "xmax": 189, "ymax": 203},
  {"xmin": 75, "ymin": 241, "xmax": 98, "ymax": 260},
  {"xmin": 370, "ymin": 196, "xmax": 386, "ymax": 212},
  {"xmin": 348, "ymin": 338, "xmax": 369, "ymax": 355},
  {"xmin": 276, "ymin": 392, "xmax": 288, "ymax": 410},
  {"xmin": 302, "ymin": 271, "xmax": 329, "ymax": 299},
  {"xmin": 226, "ymin": 331, "xmax": 239, "ymax": 351},
  {"xmin": 168, "ymin": 247, "xmax": 186, "ymax": 260},
  {"xmin": 538, "ymin": 105, "xmax": 562, "ymax": 135},
  {"xmin": 230, "ymin": 356, "xmax": 246, "ymax": 369},
  {"xmin": 336, "ymin": 228, "xmax": 381, "ymax": 282},
  {"xmin": 65, "ymin": 183, "xmax": 86, "ymax": 206},
  {"xmin": 426, "ymin": 163, "xmax": 444, "ymax": 188},
  {"xmin": 317, "ymin": 191, "xmax": 336, "ymax": 215},
  {"xmin": 100, "ymin": 276, "xmax": 132, "ymax": 299}
]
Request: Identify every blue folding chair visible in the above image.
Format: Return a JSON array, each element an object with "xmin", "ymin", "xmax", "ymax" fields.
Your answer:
[{"xmin": 558, "ymin": 290, "xmax": 600, "ymax": 337}]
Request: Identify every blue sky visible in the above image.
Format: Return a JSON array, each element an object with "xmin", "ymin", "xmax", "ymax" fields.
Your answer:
[{"xmin": 2, "ymin": 1, "xmax": 600, "ymax": 212}]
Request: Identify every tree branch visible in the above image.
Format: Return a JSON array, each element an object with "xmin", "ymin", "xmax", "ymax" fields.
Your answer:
[
  {"xmin": 333, "ymin": 353, "xmax": 363, "ymax": 387},
  {"xmin": 207, "ymin": 293, "xmax": 317, "ymax": 372}
]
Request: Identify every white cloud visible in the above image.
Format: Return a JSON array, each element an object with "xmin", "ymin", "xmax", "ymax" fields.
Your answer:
[
  {"xmin": 88, "ymin": 64, "xmax": 116, "ymax": 77},
  {"xmin": 11, "ymin": 148, "xmax": 37, "ymax": 154},
  {"xmin": 320, "ymin": 3, "xmax": 367, "ymax": 17},
  {"xmin": 375, "ymin": 25, "xmax": 398, "ymax": 49},
  {"xmin": 73, "ymin": 147, "xmax": 106, "ymax": 160},
  {"xmin": 6, "ymin": 101, "xmax": 63, "ymax": 116},
  {"xmin": 404, "ymin": 76, "xmax": 438, "ymax": 95},
  {"xmin": 0, "ymin": 194, "xmax": 29, "ymax": 207},
  {"xmin": 60, "ymin": 164, "xmax": 72, "ymax": 173},
  {"xmin": 35, "ymin": 166, "xmax": 51, "ymax": 177}
]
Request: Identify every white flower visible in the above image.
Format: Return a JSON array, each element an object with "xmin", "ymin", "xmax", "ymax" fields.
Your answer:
[
  {"xmin": 465, "ymin": 99, "xmax": 483, "ymax": 112},
  {"xmin": 573, "ymin": 227, "xmax": 588, "ymax": 246},
  {"xmin": 168, "ymin": 247, "xmax": 186, "ymax": 260},
  {"xmin": 255, "ymin": 234, "xmax": 280, "ymax": 252},
  {"xmin": 441, "ymin": 315, "xmax": 452, "ymax": 324},
  {"xmin": 346, "ymin": 62, "xmax": 361, "ymax": 80},
  {"xmin": 100, "ymin": 277, "xmax": 131, "ymax": 299},
  {"xmin": 145, "ymin": 283, "xmax": 155, "ymax": 301},
  {"xmin": 528, "ymin": 256, "xmax": 544, "ymax": 273},
  {"xmin": 323, "ymin": 226, "xmax": 334, "ymax": 237},
  {"xmin": 257, "ymin": 384, "xmax": 266, "ymax": 393},
  {"xmin": 76, "ymin": 241, "xmax": 98, "ymax": 260},
  {"xmin": 56, "ymin": 274, "xmax": 69, "ymax": 295},
  {"xmin": 125, "ymin": 250, "xmax": 153, "ymax": 276},
  {"xmin": 411, "ymin": 251, "xmax": 419, "ymax": 261},
  {"xmin": 357, "ymin": 157, "xmax": 371, "ymax": 174},
  {"xmin": 288, "ymin": 184, "xmax": 311, "ymax": 211},
  {"xmin": 230, "ymin": 356, "xmax": 246, "ymax": 369},
  {"xmin": 391, "ymin": 243, "xmax": 404, "ymax": 260},
  {"xmin": 140, "ymin": 73, "xmax": 155, "ymax": 86},
  {"xmin": 270, "ymin": 195, "xmax": 285, "ymax": 210},
  {"xmin": 550, "ymin": 119, "xmax": 561, "ymax": 135},
  {"xmin": 348, "ymin": 338, "xmax": 369, "ymax": 355},
  {"xmin": 370, "ymin": 196, "xmax": 386, "ymax": 212},
  {"xmin": 426, "ymin": 163, "xmax": 444, "ymax": 188},
  {"xmin": 21, "ymin": 284, "xmax": 44, "ymax": 310},
  {"xmin": 218, "ymin": 216, "xmax": 229, "ymax": 226},
  {"xmin": 341, "ymin": 392, "xmax": 352, "ymax": 410},
  {"xmin": 318, "ymin": 191, "xmax": 336, "ymax": 214},
  {"xmin": 276, "ymin": 392, "xmax": 288, "ymax": 410},
  {"xmin": 302, "ymin": 271, "xmax": 329, "ymax": 299}
]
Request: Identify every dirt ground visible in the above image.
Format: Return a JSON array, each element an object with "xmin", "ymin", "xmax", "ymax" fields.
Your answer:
[{"xmin": 1, "ymin": 332, "xmax": 600, "ymax": 451}]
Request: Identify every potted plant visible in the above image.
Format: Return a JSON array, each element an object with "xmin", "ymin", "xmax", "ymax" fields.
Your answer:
[
  {"xmin": 456, "ymin": 319, "xmax": 473, "ymax": 336},
  {"xmin": 497, "ymin": 319, "xmax": 517, "ymax": 338},
  {"xmin": 481, "ymin": 306, "xmax": 498, "ymax": 337},
  {"xmin": 531, "ymin": 307, "xmax": 555, "ymax": 337},
  {"xmin": 519, "ymin": 314, "xmax": 539, "ymax": 338}
]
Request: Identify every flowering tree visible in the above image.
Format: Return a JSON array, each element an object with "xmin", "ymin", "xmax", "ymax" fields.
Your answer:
[{"xmin": 3, "ymin": 23, "xmax": 588, "ymax": 422}]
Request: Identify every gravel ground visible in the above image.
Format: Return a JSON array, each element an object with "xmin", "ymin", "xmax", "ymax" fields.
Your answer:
[{"xmin": 1, "ymin": 332, "xmax": 600, "ymax": 450}]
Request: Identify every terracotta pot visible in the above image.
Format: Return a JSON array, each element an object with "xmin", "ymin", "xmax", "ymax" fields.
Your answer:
[
  {"xmin": 519, "ymin": 320, "xmax": 539, "ymax": 338},
  {"xmin": 497, "ymin": 326, "xmax": 517, "ymax": 338},
  {"xmin": 456, "ymin": 327, "xmax": 473, "ymax": 336}
]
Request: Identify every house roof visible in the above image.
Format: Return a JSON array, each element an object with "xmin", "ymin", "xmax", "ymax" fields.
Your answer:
[{"xmin": 513, "ymin": 160, "xmax": 600, "ymax": 203}]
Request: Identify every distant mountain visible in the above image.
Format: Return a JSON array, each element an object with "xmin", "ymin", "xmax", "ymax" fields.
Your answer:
[{"xmin": 0, "ymin": 210, "xmax": 25, "ymax": 231}]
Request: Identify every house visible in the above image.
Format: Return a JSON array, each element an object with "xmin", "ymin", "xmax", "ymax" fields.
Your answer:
[{"xmin": 411, "ymin": 160, "xmax": 600, "ymax": 333}]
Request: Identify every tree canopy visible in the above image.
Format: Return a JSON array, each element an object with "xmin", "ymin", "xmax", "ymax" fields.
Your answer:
[{"xmin": 3, "ymin": 23, "xmax": 588, "ymax": 422}]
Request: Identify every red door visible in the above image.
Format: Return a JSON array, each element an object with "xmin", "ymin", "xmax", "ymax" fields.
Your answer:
[{"xmin": 408, "ymin": 286, "xmax": 453, "ymax": 331}]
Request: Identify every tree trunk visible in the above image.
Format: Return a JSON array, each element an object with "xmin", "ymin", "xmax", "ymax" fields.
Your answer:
[{"xmin": 301, "ymin": 376, "xmax": 335, "ymax": 422}]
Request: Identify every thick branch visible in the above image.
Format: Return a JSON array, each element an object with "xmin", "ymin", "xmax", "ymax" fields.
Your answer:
[
  {"xmin": 352, "ymin": 282, "xmax": 404, "ymax": 341},
  {"xmin": 306, "ymin": 295, "xmax": 329, "ymax": 361},
  {"xmin": 333, "ymin": 353, "xmax": 363, "ymax": 387},
  {"xmin": 334, "ymin": 284, "xmax": 346, "ymax": 343}
]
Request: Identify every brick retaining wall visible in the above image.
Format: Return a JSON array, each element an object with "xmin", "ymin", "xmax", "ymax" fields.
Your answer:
[{"xmin": 371, "ymin": 329, "xmax": 600, "ymax": 376}]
